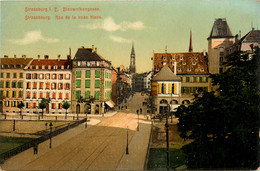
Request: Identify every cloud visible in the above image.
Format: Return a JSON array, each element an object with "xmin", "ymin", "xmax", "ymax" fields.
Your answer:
[
  {"xmin": 10, "ymin": 31, "xmax": 59, "ymax": 45},
  {"xmin": 109, "ymin": 35, "xmax": 131, "ymax": 43},
  {"xmin": 80, "ymin": 17, "xmax": 145, "ymax": 32}
]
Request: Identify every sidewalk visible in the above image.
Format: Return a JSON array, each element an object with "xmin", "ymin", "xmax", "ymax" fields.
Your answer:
[
  {"xmin": 116, "ymin": 120, "xmax": 152, "ymax": 170},
  {"xmin": 1, "ymin": 118, "xmax": 101, "ymax": 170}
]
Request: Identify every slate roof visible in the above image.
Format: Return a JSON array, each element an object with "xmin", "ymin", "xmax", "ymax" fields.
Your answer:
[
  {"xmin": 0, "ymin": 57, "xmax": 33, "ymax": 69},
  {"xmin": 153, "ymin": 52, "xmax": 209, "ymax": 75},
  {"xmin": 208, "ymin": 18, "xmax": 234, "ymax": 39},
  {"xmin": 74, "ymin": 47, "xmax": 110, "ymax": 63},
  {"xmin": 152, "ymin": 65, "xmax": 181, "ymax": 81},
  {"xmin": 240, "ymin": 30, "xmax": 260, "ymax": 43}
]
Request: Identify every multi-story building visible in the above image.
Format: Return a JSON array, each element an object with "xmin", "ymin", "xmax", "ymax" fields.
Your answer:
[
  {"xmin": 23, "ymin": 55, "xmax": 72, "ymax": 114},
  {"xmin": 0, "ymin": 55, "xmax": 33, "ymax": 113},
  {"xmin": 143, "ymin": 71, "xmax": 153, "ymax": 93},
  {"xmin": 71, "ymin": 45, "xmax": 113, "ymax": 114},
  {"xmin": 207, "ymin": 18, "xmax": 234, "ymax": 74}
]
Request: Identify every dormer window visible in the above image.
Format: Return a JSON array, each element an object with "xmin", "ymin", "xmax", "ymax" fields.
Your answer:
[
  {"xmin": 162, "ymin": 62, "xmax": 166, "ymax": 65},
  {"xmin": 192, "ymin": 62, "xmax": 196, "ymax": 65},
  {"xmin": 61, "ymin": 65, "xmax": 64, "ymax": 69},
  {"xmin": 195, "ymin": 57, "xmax": 198, "ymax": 60},
  {"xmin": 163, "ymin": 57, "xmax": 166, "ymax": 60},
  {"xmin": 180, "ymin": 57, "xmax": 183, "ymax": 60},
  {"xmin": 156, "ymin": 68, "xmax": 159, "ymax": 71},
  {"xmin": 87, "ymin": 62, "xmax": 90, "ymax": 67},
  {"xmin": 77, "ymin": 61, "xmax": 82, "ymax": 66},
  {"xmin": 171, "ymin": 57, "xmax": 175, "ymax": 60},
  {"xmin": 200, "ymin": 68, "xmax": 204, "ymax": 72},
  {"xmin": 182, "ymin": 62, "xmax": 186, "ymax": 65},
  {"xmin": 97, "ymin": 62, "xmax": 100, "ymax": 66},
  {"xmin": 178, "ymin": 68, "xmax": 182, "ymax": 72},
  {"xmin": 188, "ymin": 68, "xmax": 192, "ymax": 72},
  {"xmin": 171, "ymin": 62, "xmax": 174, "ymax": 65}
]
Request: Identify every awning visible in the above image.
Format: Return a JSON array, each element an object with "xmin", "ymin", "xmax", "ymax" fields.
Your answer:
[{"xmin": 105, "ymin": 100, "xmax": 115, "ymax": 108}]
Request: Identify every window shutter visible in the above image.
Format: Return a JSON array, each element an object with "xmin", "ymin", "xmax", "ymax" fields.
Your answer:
[
  {"xmin": 158, "ymin": 83, "xmax": 162, "ymax": 94},
  {"xmin": 168, "ymin": 83, "xmax": 172, "ymax": 94},
  {"xmin": 163, "ymin": 84, "xmax": 166, "ymax": 94},
  {"xmin": 174, "ymin": 83, "xmax": 177, "ymax": 94}
]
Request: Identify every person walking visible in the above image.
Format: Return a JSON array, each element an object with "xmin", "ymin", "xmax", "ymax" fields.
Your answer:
[
  {"xmin": 136, "ymin": 109, "xmax": 139, "ymax": 115},
  {"xmin": 33, "ymin": 143, "xmax": 38, "ymax": 155},
  {"xmin": 140, "ymin": 108, "xmax": 142, "ymax": 114}
]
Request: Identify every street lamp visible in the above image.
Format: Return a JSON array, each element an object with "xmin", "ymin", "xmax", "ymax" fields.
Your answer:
[
  {"xmin": 49, "ymin": 122, "xmax": 53, "ymax": 148},
  {"xmin": 126, "ymin": 126, "xmax": 129, "ymax": 154}
]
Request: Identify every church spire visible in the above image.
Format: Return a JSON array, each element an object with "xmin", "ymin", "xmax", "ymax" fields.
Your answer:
[
  {"xmin": 189, "ymin": 30, "xmax": 193, "ymax": 53},
  {"xmin": 130, "ymin": 41, "xmax": 136, "ymax": 74}
]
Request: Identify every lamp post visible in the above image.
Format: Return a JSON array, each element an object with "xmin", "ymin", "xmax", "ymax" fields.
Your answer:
[
  {"xmin": 126, "ymin": 126, "xmax": 129, "ymax": 154},
  {"xmin": 85, "ymin": 112, "xmax": 88, "ymax": 128},
  {"xmin": 165, "ymin": 106, "xmax": 170, "ymax": 170},
  {"xmin": 49, "ymin": 122, "xmax": 53, "ymax": 148}
]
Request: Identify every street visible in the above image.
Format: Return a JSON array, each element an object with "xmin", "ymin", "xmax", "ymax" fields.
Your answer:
[{"xmin": 1, "ymin": 93, "xmax": 151, "ymax": 170}]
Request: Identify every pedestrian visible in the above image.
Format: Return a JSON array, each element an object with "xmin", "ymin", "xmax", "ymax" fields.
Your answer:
[
  {"xmin": 33, "ymin": 143, "xmax": 38, "ymax": 155},
  {"xmin": 136, "ymin": 109, "xmax": 139, "ymax": 115},
  {"xmin": 125, "ymin": 106, "xmax": 127, "ymax": 109},
  {"xmin": 140, "ymin": 108, "xmax": 142, "ymax": 114}
]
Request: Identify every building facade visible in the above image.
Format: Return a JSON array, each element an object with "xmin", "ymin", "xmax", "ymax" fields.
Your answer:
[
  {"xmin": 23, "ymin": 55, "xmax": 72, "ymax": 114},
  {"xmin": 0, "ymin": 55, "xmax": 33, "ymax": 113},
  {"xmin": 71, "ymin": 46, "xmax": 112, "ymax": 114}
]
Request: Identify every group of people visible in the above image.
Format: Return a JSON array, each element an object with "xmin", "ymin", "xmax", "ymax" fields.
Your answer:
[
  {"xmin": 118, "ymin": 105, "xmax": 127, "ymax": 110},
  {"xmin": 136, "ymin": 108, "xmax": 142, "ymax": 115}
]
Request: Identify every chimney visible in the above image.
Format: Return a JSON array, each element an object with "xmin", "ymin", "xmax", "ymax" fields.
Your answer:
[
  {"xmin": 58, "ymin": 54, "xmax": 61, "ymax": 61},
  {"xmin": 14, "ymin": 55, "xmax": 16, "ymax": 58},
  {"xmin": 95, "ymin": 47, "xmax": 97, "ymax": 53},
  {"xmin": 174, "ymin": 62, "xmax": 177, "ymax": 75},
  {"xmin": 4, "ymin": 55, "xmax": 8, "ymax": 58},
  {"xmin": 44, "ymin": 55, "xmax": 49, "ymax": 59},
  {"xmin": 92, "ymin": 45, "xmax": 94, "ymax": 53},
  {"xmin": 81, "ymin": 46, "xmax": 84, "ymax": 48},
  {"xmin": 37, "ymin": 55, "xmax": 40, "ymax": 61},
  {"xmin": 22, "ymin": 55, "xmax": 26, "ymax": 59},
  {"xmin": 67, "ymin": 55, "xmax": 71, "ymax": 61}
]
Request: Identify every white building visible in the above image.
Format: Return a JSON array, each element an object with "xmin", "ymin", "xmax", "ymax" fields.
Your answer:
[{"xmin": 23, "ymin": 55, "xmax": 72, "ymax": 114}]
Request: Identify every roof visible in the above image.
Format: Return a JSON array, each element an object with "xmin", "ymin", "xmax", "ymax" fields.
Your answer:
[
  {"xmin": 74, "ymin": 47, "xmax": 110, "ymax": 63},
  {"xmin": 153, "ymin": 52, "xmax": 209, "ymax": 75},
  {"xmin": 30, "ymin": 59, "xmax": 71, "ymax": 67},
  {"xmin": 153, "ymin": 65, "xmax": 181, "ymax": 81},
  {"xmin": 208, "ymin": 18, "xmax": 234, "ymax": 39},
  {"xmin": 0, "ymin": 57, "xmax": 33, "ymax": 69},
  {"xmin": 240, "ymin": 30, "xmax": 260, "ymax": 44}
]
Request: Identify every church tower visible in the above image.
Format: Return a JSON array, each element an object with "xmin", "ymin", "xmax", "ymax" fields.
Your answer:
[
  {"xmin": 207, "ymin": 18, "xmax": 234, "ymax": 74},
  {"xmin": 129, "ymin": 41, "xmax": 136, "ymax": 74}
]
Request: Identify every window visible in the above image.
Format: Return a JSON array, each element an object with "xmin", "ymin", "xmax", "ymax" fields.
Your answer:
[
  {"xmin": 20, "ymin": 73, "xmax": 23, "ymax": 78},
  {"xmin": 26, "ymin": 92, "xmax": 31, "ymax": 98},
  {"xmin": 12, "ymin": 91, "xmax": 16, "ymax": 98},
  {"xmin": 85, "ymin": 91, "xmax": 90, "ymax": 99},
  {"xmin": 76, "ymin": 80, "xmax": 81, "ymax": 88},
  {"xmin": 33, "ymin": 82, "xmax": 37, "ymax": 89},
  {"xmin": 95, "ymin": 71, "xmax": 100, "ymax": 78},
  {"xmin": 46, "ymin": 74, "xmax": 50, "ymax": 79},
  {"xmin": 188, "ymin": 68, "xmax": 192, "ymax": 72},
  {"xmin": 46, "ymin": 92, "xmax": 50, "ymax": 98},
  {"xmin": 13, "ymin": 73, "xmax": 17, "ymax": 78},
  {"xmin": 52, "ymin": 103, "xmax": 56, "ymax": 109},
  {"xmin": 40, "ymin": 92, "xmax": 43, "ymax": 98},
  {"xmin": 76, "ymin": 91, "xmax": 81, "ymax": 99},
  {"xmin": 19, "ymin": 91, "xmax": 23, "ymax": 98},
  {"xmin": 192, "ymin": 62, "xmax": 196, "ymax": 65},
  {"xmin": 66, "ymin": 83, "xmax": 70, "ymax": 90},
  {"xmin": 58, "ymin": 83, "xmax": 63, "ymax": 90},
  {"xmin": 52, "ymin": 93, "xmax": 56, "ymax": 99},
  {"xmin": 59, "ymin": 93, "xmax": 62, "ymax": 99},
  {"xmin": 33, "ymin": 73, "xmax": 37, "ymax": 79},
  {"xmin": 77, "ymin": 61, "xmax": 82, "ymax": 66},
  {"xmin": 18, "ymin": 82, "xmax": 23, "ymax": 88},
  {"xmin": 39, "ymin": 82, "xmax": 44, "ymax": 89},
  {"xmin": 95, "ymin": 91, "xmax": 99, "ymax": 100},
  {"xmin": 6, "ymin": 91, "xmax": 10, "ymax": 97},
  {"xmin": 76, "ymin": 71, "xmax": 81, "ymax": 78},
  {"xmin": 33, "ymin": 92, "xmax": 37, "ymax": 99},
  {"xmin": 0, "ymin": 81, "xmax": 4, "ymax": 88},
  {"xmin": 12, "ymin": 82, "xmax": 16, "ymax": 88},
  {"xmin": 0, "ymin": 73, "xmax": 3, "ymax": 78},
  {"xmin": 200, "ymin": 68, "xmax": 204, "ymax": 72},
  {"xmin": 0, "ymin": 91, "xmax": 3, "ymax": 97},
  {"xmin": 66, "ymin": 93, "xmax": 69, "ymax": 99},
  {"xmin": 178, "ymin": 68, "xmax": 182, "ymax": 72},
  {"xmin": 85, "ymin": 80, "xmax": 90, "ymax": 88},
  {"xmin": 182, "ymin": 62, "xmax": 186, "ymax": 65},
  {"xmin": 58, "ymin": 74, "xmax": 63, "ymax": 80},
  {"xmin": 58, "ymin": 103, "xmax": 62, "ymax": 109},
  {"xmin": 52, "ymin": 74, "xmax": 57, "ymax": 79},
  {"xmin": 65, "ymin": 74, "xmax": 70, "ymax": 80},
  {"xmin": 6, "ymin": 81, "xmax": 10, "ymax": 88},
  {"xmin": 52, "ymin": 83, "xmax": 56, "ymax": 90},
  {"xmin": 26, "ymin": 102, "xmax": 30, "ymax": 108},
  {"xmin": 199, "ymin": 77, "xmax": 202, "ymax": 82},
  {"xmin": 7, "ymin": 73, "xmax": 10, "ymax": 78},
  {"xmin": 186, "ymin": 77, "xmax": 190, "ymax": 82},
  {"xmin": 46, "ymin": 83, "xmax": 50, "ymax": 89},
  {"xmin": 39, "ymin": 74, "xmax": 44, "ymax": 79},
  {"xmin": 5, "ymin": 101, "xmax": 10, "ymax": 107},
  {"xmin": 95, "ymin": 80, "xmax": 100, "ymax": 88},
  {"xmin": 86, "ymin": 70, "xmax": 90, "ymax": 78},
  {"xmin": 206, "ymin": 77, "xmax": 209, "ymax": 82},
  {"xmin": 33, "ymin": 103, "xmax": 37, "ymax": 108}
]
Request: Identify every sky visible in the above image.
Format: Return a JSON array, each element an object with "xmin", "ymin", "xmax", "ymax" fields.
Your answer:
[{"xmin": 1, "ymin": 0, "xmax": 260, "ymax": 73}]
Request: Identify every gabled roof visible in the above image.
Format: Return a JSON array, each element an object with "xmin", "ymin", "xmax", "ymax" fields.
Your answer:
[
  {"xmin": 152, "ymin": 65, "xmax": 181, "ymax": 81},
  {"xmin": 74, "ymin": 47, "xmax": 110, "ymax": 63},
  {"xmin": 208, "ymin": 18, "xmax": 233, "ymax": 39},
  {"xmin": 0, "ymin": 57, "xmax": 33, "ymax": 69},
  {"xmin": 240, "ymin": 30, "xmax": 260, "ymax": 43}
]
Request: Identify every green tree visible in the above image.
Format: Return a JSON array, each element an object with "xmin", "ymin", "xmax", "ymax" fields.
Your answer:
[
  {"xmin": 62, "ymin": 101, "xmax": 71, "ymax": 119},
  {"xmin": 17, "ymin": 101, "xmax": 25, "ymax": 118},
  {"xmin": 175, "ymin": 48, "xmax": 259, "ymax": 169},
  {"xmin": 39, "ymin": 100, "xmax": 47, "ymax": 119}
]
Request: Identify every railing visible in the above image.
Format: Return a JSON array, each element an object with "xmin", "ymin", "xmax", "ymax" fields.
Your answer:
[
  {"xmin": 0, "ymin": 118, "xmax": 87, "ymax": 163},
  {"xmin": 144, "ymin": 120, "xmax": 154, "ymax": 170}
]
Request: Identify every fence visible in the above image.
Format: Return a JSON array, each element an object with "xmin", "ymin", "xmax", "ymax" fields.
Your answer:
[{"xmin": 0, "ymin": 118, "xmax": 87, "ymax": 163}]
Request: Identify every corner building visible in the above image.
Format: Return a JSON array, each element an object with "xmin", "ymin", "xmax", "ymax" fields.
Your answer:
[{"xmin": 71, "ymin": 46, "xmax": 112, "ymax": 114}]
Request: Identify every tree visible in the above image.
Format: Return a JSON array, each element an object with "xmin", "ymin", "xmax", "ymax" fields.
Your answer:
[
  {"xmin": 39, "ymin": 100, "xmax": 47, "ymax": 119},
  {"xmin": 62, "ymin": 101, "xmax": 70, "ymax": 119},
  {"xmin": 175, "ymin": 48, "xmax": 259, "ymax": 169},
  {"xmin": 17, "ymin": 101, "xmax": 25, "ymax": 118}
]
